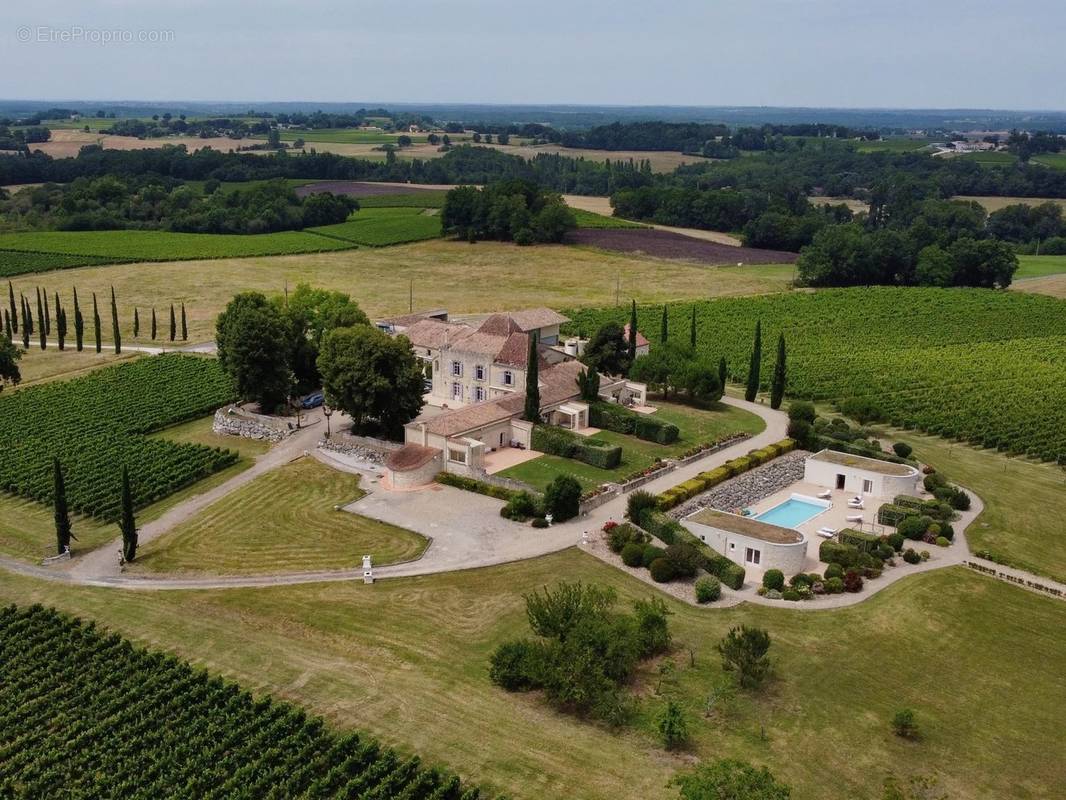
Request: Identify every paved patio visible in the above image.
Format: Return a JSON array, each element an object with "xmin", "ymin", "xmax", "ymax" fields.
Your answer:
[{"xmin": 483, "ymin": 447, "xmax": 542, "ymax": 474}]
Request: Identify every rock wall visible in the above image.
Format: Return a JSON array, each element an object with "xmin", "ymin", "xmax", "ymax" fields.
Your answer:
[
  {"xmin": 318, "ymin": 436, "xmax": 390, "ymax": 466},
  {"xmin": 212, "ymin": 409, "xmax": 289, "ymax": 443},
  {"xmin": 669, "ymin": 451, "xmax": 809, "ymax": 518}
]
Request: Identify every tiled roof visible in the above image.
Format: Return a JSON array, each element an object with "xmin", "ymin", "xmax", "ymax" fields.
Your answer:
[
  {"xmin": 494, "ymin": 332, "xmax": 553, "ymax": 369},
  {"xmin": 402, "ymin": 319, "xmax": 473, "ymax": 350},
  {"xmin": 448, "ymin": 331, "xmax": 509, "ymax": 357},
  {"xmin": 385, "ymin": 444, "xmax": 441, "ymax": 471},
  {"xmin": 379, "ymin": 309, "xmax": 448, "ymax": 328},
  {"xmin": 622, "ymin": 323, "xmax": 650, "ymax": 348},
  {"xmin": 477, "ymin": 314, "xmax": 523, "ymax": 336},
  {"xmin": 507, "ymin": 308, "xmax": 569, "ymax": 331}
]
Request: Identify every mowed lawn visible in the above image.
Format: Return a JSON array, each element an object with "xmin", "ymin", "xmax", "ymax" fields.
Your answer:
[
  {"xmin": 10, "ymin": 240, "xmax": 794, "ymax": 343},
  {"xmin": 0, "ymin": 556, "xmax": 1062, "ymax": 799},
  {"xmin": 1015, "ymin": 254, "xmax": 1066, "ymax": 280},
  {"xmin": 880, "ymin": 427, "xmax": 1066, "ymax": 584},
  {"xmin": 131, "ymin": 457, "xmax": 427, "ymax": 575},
  {"xmin": 498, "ymin": 401, "xmax": 766, "ymax": 491}
]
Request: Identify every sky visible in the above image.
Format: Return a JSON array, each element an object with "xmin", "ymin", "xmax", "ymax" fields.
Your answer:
[{"xmin": 2, "ymin": 0, "xmax": 1064, "ymax": 110}]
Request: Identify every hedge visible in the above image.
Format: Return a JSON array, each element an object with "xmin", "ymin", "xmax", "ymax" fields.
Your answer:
[
  {"xmin": 656, "ymin": 438, "xmax": 797, "ymax": 511},
  {"xmin": 877, "ymin": 503, "xmax": 910, "ymax": 527},
  {"xmin": 893, "ymin": 494, "xmax": 925, "ymax": 511},
  {"xmin": 590, "ymin": 401, "xmax": 678, "ymax": 444},
  {"xmin": 531, "ymin": 425, "xmax": 622, "ymax": 470},
  {"xmin": 838, "ymin": 528, "xmax": 879, "ymax": 553},
  {"xmin": 819, "ymin": 540, "xmax": 863, "ymax": 568},
  {"xmin": 634, "ymin": 507, "xmax": 745, "ymax": 589},
  {"xmin": 435, "ymin": 472, "xmax": 519, "ymax": 501}
]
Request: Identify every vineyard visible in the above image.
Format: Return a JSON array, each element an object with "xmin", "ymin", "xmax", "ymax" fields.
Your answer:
[
  {"xmin": 0, "ymin": 355, "xmax": 238, "ymax": 520},
  {"xmin": 565, "ymin": 287, "xmax": 1066, "ymax": 462},
  {"xmin": 0, "ymin": 604, "xmax": 488, "ymax": 800},
  {"xmin": 309, "ymin": 207, "xmax": 443, "ymax": 247}
]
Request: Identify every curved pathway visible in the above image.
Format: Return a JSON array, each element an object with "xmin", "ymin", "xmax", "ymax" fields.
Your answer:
[{"xmin": 1, "ymin": 396, "xmax": 1059, "ymax": 604}]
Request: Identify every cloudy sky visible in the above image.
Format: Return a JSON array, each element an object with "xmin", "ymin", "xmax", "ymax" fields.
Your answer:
[{"xmin": 3, "ymin": 0, "xmax": 1063, "ymax": 109}]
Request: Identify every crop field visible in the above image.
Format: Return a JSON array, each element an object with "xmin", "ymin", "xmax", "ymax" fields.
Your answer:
[
  {"xmin": 132, "ymin": 457, "xmax": 428, "ymax": 575},
  {"xmin": 567, "ymin": 228, "xmax": 798, "ymax": 265},
  {"xmin": 566, "ymin": 287, "xmax": 1066, "ymax": 462},
  {"xmin": 855, "ymin": 138, "xmax": 936, "ymax": 153},
  {"xmin": 570, "ymin": 208, "xmax": 645, "ymax": 229},
  {"xmin": 0, "ymin": 251, "xmax": 112, "ymax": 277},
  {"xmin": 310, "ymin": 207, "xmax": 442, "ymax": 246},
  {"xmin": 279, "ymin": 128, "xmax": 431, "ymax": 144},
  {"xmin": 358, "ymin": 191, "xmax": 448, "ymax": 208},
  {"xmin": 1032, "ymin": 153, "xmax": 1066, "ymax": 169},
  {"xmin": 955, "ymin": 150, "xmax": 1018, "ymax": 166},
  {"xmin": 0, "ymin": 605, "xmax": 487, "ymax": 799},
  {"xmin": 0, "ymin": 354, "xmax": 237, "ymax": 520}
]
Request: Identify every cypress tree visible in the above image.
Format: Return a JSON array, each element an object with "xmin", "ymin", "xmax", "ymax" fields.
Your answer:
[
  {"xmin": 110, "ymin": 286, "xmax": 121, "ymax": 354},
  {"xmin": 522, "ymin": 332, "xmax": 541, "ymax": 423},
  {"xmin": 36, "ymin": 290, "xmax": 46, "ymax": 350},
  {"xmin": 718, "ymin": 357, "xmax": 727, "ymax": 394},
  {"xmin": 745, "ymin": 320, "xmax": 762, "ymax": 402},
  {"xmin": 53, "ymin": 458, "xmax": 72, "ymax": 555},
  {"xmin": 627, "ymin": 299, "xmax": 637, "ymax": 367},
  {"xmin": 689, "ymin": 305, "xmax": 697, "ymax": 349},
  {"xmin": 151, "ymin": 307, "xmax": 157, "ymax": 340},
  {"xmin": 23, "ymin": 294, "xmax": 32, "ymax": 335},
  {"xmin": 7, "ymin": 281, "xmax": 15, "ymax": 333},
  {"xmin": 92, "ymin": 293, "xmax": 101, "ymax": 353},
  {"xmin": 169, "ymin": 304, "xmax": 176, "ymax": 342},
  {"xmin": 770, "ymin": 332, "xmax": 787, "ymax": 410},
  {"xmin": 133, "ymin": 307, "xmax": 140, "ymax": 338},
  {"xmin": 180, "ymin": 303, "xmax": 188, "ymax": 340},
  {"xmin": 73, "ymin": 287, "xmax": 84, "ymax": 351},
  {"xmin": 119, "ymin": 466, "xmax": 138, "ymax": 563},
  {"xmin": 20, "ymin": 296, "xmax": 30, "ymax": 349},
  {"xmin": 40, "ymin": 287, "xmax": 50, "ymax": 335},
  {"xmin": 3, "ymin": 309, "xmax": 10, "ymax": 341},
  {"xmin": 56, "ymin": 300, "xmax": 67, "ymax": 351},
  {"xmin": 52, "ymin": 291, "xmax": 60, "ymax": 335},
  {"xmin": 660, "ymin": 305, "xmax": 669, "ymax": 343}
]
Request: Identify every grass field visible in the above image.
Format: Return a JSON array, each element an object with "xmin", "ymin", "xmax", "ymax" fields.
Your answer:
[
  {"xmin": 1015, "ymin": 254, "xmax": 1066, "ymax": 280},
  {"xmin": 279, "ymin": 129, "xmax": 432, "ymax": 145},
  {"xmin": 953, "ymin": 195, "xmax": 1066, "ymax": 213},
  {"xmin": 8, "ymin": 240, "xmax": 795, "ymax": 343},
  {"xmin": 855, "ymin": 139, "xmax": 935, "ymax": 153},
  {"xmin": 131, "ymin": 457, "xmax": 427, "ymax": 575},
  {"xmin": 1032, "ymin": 153, "xmax": 1066, "ymax": 169},
  {"xmin": 498, "ymin": 401, "xmax": 765, "ymax": 491},
  {"xmin": 880, "ymin": 427, "xmax": 1066, "ymax": 584},
  {"xmin": 0, "ymin": 556, "xmax": 1061, "ymax": 799},
  {"xmin": 956, "ymin": 150, "xmax": 1018, "ymax": 166}
]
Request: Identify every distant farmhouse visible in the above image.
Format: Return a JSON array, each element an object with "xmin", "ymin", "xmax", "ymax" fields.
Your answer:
[{"xmin": 378, "ymin": 308, "xmax": 648, "ymax": 487}]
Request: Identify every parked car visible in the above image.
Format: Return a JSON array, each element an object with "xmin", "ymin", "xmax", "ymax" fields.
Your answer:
[{"xmin": 301, "ymin": 391, "xmax": 324, "ymax": 409}]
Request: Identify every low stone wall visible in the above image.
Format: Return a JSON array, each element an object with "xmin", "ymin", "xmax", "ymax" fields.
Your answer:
[
  {"xmin": 446, "ymin": 462, "xmax": 534, "ymax": 494},
  {"xmin": 579, "ymin": 487, "xmax": 620, "ymax": 514},
  {"xmin": 318, "ymin": 433, "xmax": 398, "ymax": 465},
  {"xmin": 668, "ymin": 451, "xmax": 808, "ymax": 519},
  {"xmin": 212, "ymin": 408, "xmax": 289, "ymax": 443}
]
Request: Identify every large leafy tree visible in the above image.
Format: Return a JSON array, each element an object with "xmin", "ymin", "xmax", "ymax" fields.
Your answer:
[
  {"xmin": 582, "ymin": 322, "xmax": 629, "ymax": 376},
  {"xmin": 216, "ymin": 292, "xmax": 293, "ymax": 413},
  {"xmin": 276, "ymin": 284, "xmax": 370, "ymax": 392},
  {"xmin": 0, "ymin": 333, "xmax": 21, "ymax": 392},
  {"xmin": 317, "ymin": 325, "xmax": 424, "ymax": 436}
]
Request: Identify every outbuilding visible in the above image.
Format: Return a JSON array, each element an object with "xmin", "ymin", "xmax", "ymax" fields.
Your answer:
[
  {"xmin": 803, "ymin": 449, "xmax": 920, "ymax": 498},
  {"xmin": 681, "ymin": 507, "xmax": 808, "ymax": 576}
]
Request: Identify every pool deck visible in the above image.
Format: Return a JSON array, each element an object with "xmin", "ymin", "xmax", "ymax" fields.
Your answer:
[{"xmin": 744, "ymin": 481, "xmax": 894, "ymax": 575}]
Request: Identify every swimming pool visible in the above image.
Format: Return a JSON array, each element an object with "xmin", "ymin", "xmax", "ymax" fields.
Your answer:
[{"xmin": 754, "ymin": 495, "xmax": 829, "ymax": 529}]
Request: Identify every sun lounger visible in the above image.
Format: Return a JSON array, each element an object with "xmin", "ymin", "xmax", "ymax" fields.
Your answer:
[
  {"xmin": 846, "ymin": 513, "xmax": 863, "ymax": 523},
  {"xmin": 817, "ymin": 490, "xmax": 832, "ymax": 499},
  {"xmin": 817, "ymin": 527, "xmax": 837, "ymax": 539},
  {"xmin": 847, "ymin": 500, "xmax": 864, "ymax": 509}
]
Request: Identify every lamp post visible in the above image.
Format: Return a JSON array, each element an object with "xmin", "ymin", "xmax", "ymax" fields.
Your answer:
[{"xmin": 323, "ymin": 404, "xmax": 333, "ymax": 439}]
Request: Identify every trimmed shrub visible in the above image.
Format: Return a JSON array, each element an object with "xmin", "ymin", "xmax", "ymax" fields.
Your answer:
[
  {"xmin": 573, "ymin": 439, "xmax": 623, "ymax": 469},
  {"xmin": 642, "ymin": 545, "xmax": 666, "ymax": 568},
  {"xmin": 843, "ymin": 569, "xmax": 864, "ymax": 593},
  {"xmin": 436, "ymin": 472, "xmax": 517, "ymax": 501},
  {"xmin": 839, "ymin": 528, "xmax": 880, "ymax": 553},
  {"xmin": 588, "ymin": 401, "xmax": 636, "ymax": 434},
  {"xmin": 887, "ymin": 532, "xmax": 905, "ymax": 552},
  {"xmin": 825, "ymin": 577, "xmax": 844, "ymax": 594},
  {"xmin": 897, "ymin": 515, "xmax": 932, "ymax": 541},
  {"xmin": 788, "ymin": 400, "xmax": 816, "ymax": 423},
  {"xmin": 533, "ymin": 425, "xmax": 621, "ymax": 469},
  {"xmin": 649, "ymin": 558, "xmax": 676, "ymax": 583},
  {"xmin": 893, "ymin": 494, "xmax": 925, "ymax": 511},
  {"xmin": 781, "ymin": 589, "xmax": 801, "ymax": 602},
  {"xmin": 764, "ymin": 589, "xmax": 783, "ymax": 600},
  {"xmin": 700, "ymin": 549, "xmax": 746, "ymax": 591},
  {"xmin": 665, "ymin": 542, "xmax": 700, "ymax": 578},
  {"xmin": 903, "ymin": 548, "xmax": 921, "ymax": 564},
  {"xmin": 621, "ymin": 542, "xmax": 646, "ymax": 567},
  {"xmin": 939, "ymin": 522, "xmax": 955, "ymax": 541},
  {"xmin": 634, "ymin": 415, "xmax": 679, "ymax": 444},
  {"xmin": 762, "ymin": 569, "xmax": 785, "ymax": 591},
  {"xmin": 789, "ymin": 573, "xmax": 813, "ymax": 589},
  {"xmin": 877, "ymin": 503, "xmax": 910, "ymax": 527},
  {"xmin": 636, "ymin": 508, "xmax": 684, "ymax": 545},
  {"xmin": 823, "ymin": 562, "xmax": 844, "ymax": 580},
  {"xmin": 608, "ymin": 522, "xmax": 644, "ymax": 553},
  {"xmin": 876, "ymin": 543, "xmax": 895, "ymax": 561},
  {"xmin": 627, "ymin": 490, "xmax": 658, "ymax": 521},
  {"xmin": 694, "ymin": 576, "xmax": 721, "ymax": 603},
  {"xmin": 501, "ymin": 490, "xmax": 541, "ymax": 521},
  {"xmin": 935, "ymin": 536, "xmax": 950, "ymax": 547},
  {"xmin": 531, "ymin": 517, "xmax": 549, "ymax": 529},
  {"xmin": 924, "ymin": 472, "xmax": 948, "ymax": 492},
  {"xmin": 819, "ymin": 540, "xmax": 862, "ymax": 568},
  {"xmin": 892, "ymin": 442, "xmax": 913, "ymax": 458}
]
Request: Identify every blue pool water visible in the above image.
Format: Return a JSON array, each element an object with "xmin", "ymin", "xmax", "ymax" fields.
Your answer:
[{"xmin": 754, "ymin": 498, "xmax": 826, "ymax": 529}]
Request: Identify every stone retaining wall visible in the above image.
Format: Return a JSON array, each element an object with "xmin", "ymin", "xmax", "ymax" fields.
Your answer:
[
  {"xmin": 668, "ymin": 451, "xmax": 809, "ymax": 519},
  {"xmin": 212, "ymin": 408, "xmax": 289, "ymax": 442},
  {"xmin": 318, "ymin": 435, "xmax": 393, "ymax": 466}
]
